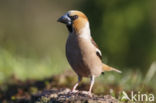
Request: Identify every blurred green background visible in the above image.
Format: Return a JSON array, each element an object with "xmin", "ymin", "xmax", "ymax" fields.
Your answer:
[{"xmin": 0, "ymin": 0, "xmax": 156, "ymax": 98}]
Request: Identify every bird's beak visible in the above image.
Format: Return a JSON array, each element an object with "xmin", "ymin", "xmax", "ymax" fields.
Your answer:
[{"xmin": 57, "ymin": 14, "xmax": 72, "ymax": 25}]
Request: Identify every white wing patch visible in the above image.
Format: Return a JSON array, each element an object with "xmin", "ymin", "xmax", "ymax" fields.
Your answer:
[
  {"xmin": 96, "ymin": 48, "xmax": 102, "ymax": 60},
  {"xmin": 96, "ymin": 48, "xmax": 102, "ymax": 56}
]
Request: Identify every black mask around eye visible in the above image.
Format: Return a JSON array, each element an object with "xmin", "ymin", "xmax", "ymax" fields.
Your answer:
[
  {"xmin": 70, "ymin": 15, "xmax": 78, "ymax": 21},
  {"xmin": 65, "ymin": 15, "xmax": 78, "ymax": 33}
]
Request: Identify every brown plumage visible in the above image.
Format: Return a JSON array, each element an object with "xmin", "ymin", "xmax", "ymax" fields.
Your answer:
[{"xmin": 57, "ymin": 10, "xmax": 121, "ymax": 96}]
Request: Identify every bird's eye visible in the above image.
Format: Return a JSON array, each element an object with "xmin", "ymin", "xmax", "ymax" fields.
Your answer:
[{"xmin": 70, "ymin": 15, "xmax": 78, "ymax": 21}]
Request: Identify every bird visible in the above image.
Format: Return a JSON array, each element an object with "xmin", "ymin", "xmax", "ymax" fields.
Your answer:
[{"xmin": 57, "ymin": 10, "xmax": 121, "ymax": 96}]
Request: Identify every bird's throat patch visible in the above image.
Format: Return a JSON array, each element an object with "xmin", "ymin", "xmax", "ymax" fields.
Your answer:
[{"xmin": 66, "ymin": 25, "xmax": 73, "ymax": 33}]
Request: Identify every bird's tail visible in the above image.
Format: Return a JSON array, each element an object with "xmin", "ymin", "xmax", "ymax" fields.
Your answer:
[{"xmin": 102, "ymin": 64, "xmax": 122, "ymax": 73}]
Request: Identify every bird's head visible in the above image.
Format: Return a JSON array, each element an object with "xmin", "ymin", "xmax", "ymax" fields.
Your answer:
[{"xmin": 57, "ymin": 10, "xmax": 89, "ymax": 33}]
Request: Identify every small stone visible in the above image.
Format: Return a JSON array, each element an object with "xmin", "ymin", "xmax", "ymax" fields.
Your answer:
[{"xmin": 50, "ymin": 93, "xmax": 57, "ymax": 98}]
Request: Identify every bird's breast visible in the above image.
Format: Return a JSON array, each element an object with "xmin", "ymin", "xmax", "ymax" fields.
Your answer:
[{"xmin": 66, "ymin": 33, "xmax": 103, "ymax": 77}]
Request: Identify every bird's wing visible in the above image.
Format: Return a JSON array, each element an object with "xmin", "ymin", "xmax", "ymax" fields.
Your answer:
[{"xmin": 91, "ymin": 38, "xmax": 102, "ymax": 60}]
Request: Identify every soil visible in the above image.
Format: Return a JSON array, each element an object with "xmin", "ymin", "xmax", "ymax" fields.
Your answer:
[{"xmin": 32, "ymin": 88, "xmax": 118, "ymax": 103}]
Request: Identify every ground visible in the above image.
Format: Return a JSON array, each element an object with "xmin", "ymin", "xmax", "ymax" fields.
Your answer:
[{"xmin": 33, "ymin": 88, "xmax": 118, "ymax": 103}]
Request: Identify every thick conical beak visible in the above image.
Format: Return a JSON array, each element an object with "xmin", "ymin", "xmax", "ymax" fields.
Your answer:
[{"xmin": 57, "ymin": 14, "xmax": 71, "ymax": 25}]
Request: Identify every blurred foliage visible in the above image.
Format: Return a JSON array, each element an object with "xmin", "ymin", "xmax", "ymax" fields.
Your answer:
[
  {"xmin": 0, "ymin": 0, "xmax": 79, "ymax": 81},
  {"xmin": 81, "ymin": 0, "xmax": 156, "ymax": 71},
  {"xmin": 0, "ymin": 48, "xmax": 68, "ymax": 83},
  {"xmin": 0, "ymin": 0, "xmax": 155, "ymax": 78}
]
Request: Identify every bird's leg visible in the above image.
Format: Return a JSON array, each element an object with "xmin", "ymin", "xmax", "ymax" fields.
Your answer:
[
  {"xmin": 88, "ymin": 75, "xmax": 95, "ymax": 96},
  {"xmin": 72, "ymin": 76, "xmax": 82, "ymax": 92}
]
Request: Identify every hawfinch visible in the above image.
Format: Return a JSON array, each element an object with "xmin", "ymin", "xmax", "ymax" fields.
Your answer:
[{"xmin": 57, "ymin": 10, "xmax": 121, "ymax": 96}]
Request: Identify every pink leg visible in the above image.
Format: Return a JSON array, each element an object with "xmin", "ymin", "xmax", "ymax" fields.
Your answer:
[
  {"xmin": 72, "ymin": 76, "xmax": 82, "ymax": 92},
  {"xmin": 88, "ymin": 75, "xmax": 95, "ymax": 96}
]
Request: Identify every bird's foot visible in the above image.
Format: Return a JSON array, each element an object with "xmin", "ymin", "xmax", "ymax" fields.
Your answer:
[
  {"xmin": 88, "ymin": 92, "xmax": 92, "ymax": 97},
  {"xmin": 81, "ymin": 91, "xmax": 92, "ymax": 97},
  {"xmin": 71, "ymin": 89, "xmax": 78, "ymax": 93}
]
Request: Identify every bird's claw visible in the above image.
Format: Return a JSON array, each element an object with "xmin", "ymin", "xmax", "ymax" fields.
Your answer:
[
  {"xmin": 81, "ymin": 91, "xmax": 92, "ymax": 97},
  {"xmin": 71, "ymin": 89, "xmax": 78, "ymax": 93},
  {"xmin": 88, "ymin": 92, "xmax": 92, "ymax": 97}
]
